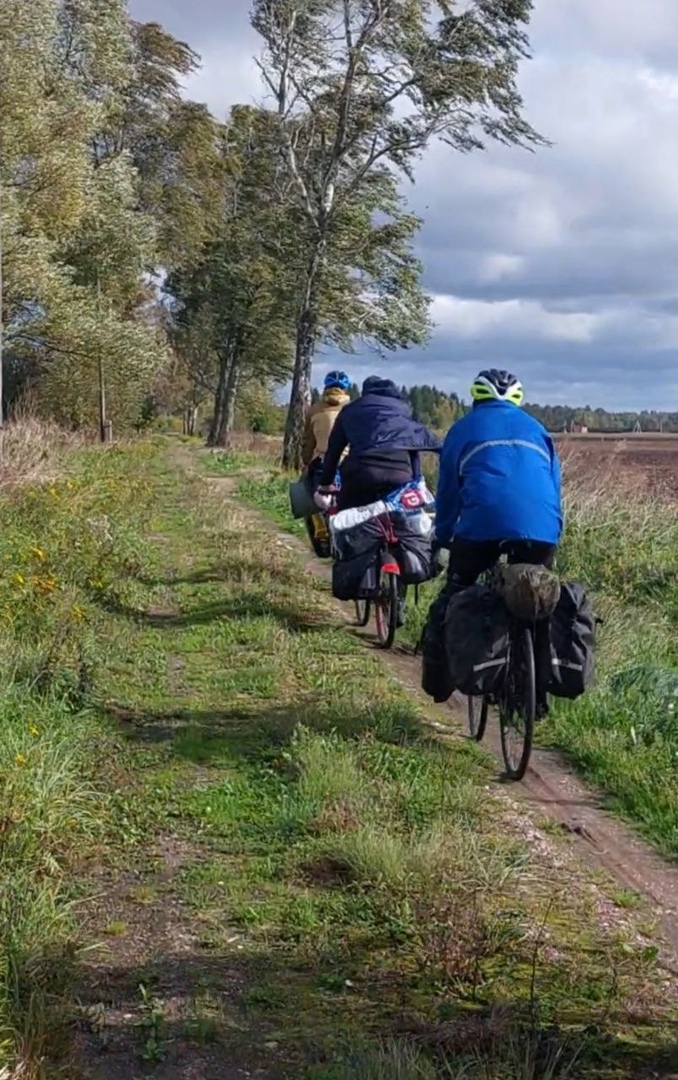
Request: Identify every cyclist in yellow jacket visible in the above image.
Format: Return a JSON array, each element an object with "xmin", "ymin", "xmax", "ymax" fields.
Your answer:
[
  {"xmin": 301, "ymin": 371, "xmax": 351, "ymax": 474},
  {"xmin": 301, "ymin": 371, "xmax": 351, "ymax": 551}
]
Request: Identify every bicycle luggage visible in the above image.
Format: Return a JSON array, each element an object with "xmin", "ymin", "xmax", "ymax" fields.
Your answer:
[
  {"xmin": 392, "ymin": 511, "xmax": 435, "ymax": 585},
  {"xmin": 546, "ymin": 582, "xmax": 596, "ymax": 698},
  {"xmin": 331, "ymin": 514, "xmax": 387, "ymax": 562},
  {"xmin": 444, "ymin": 586, "xmax": 511, "ymax": 696},
  {"xmin": 331, "ymin": 552, "xmax": 380, "ymax": 601},
  {"xmin": 421, "ymin": 590, "xmax": 456, "ymax": 703},
  {"xmin": 499, "ymin": 563, "xmax": 561, "ymax": 622}
]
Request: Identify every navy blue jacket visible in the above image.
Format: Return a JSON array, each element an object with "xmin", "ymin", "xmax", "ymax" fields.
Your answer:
[
  {"xmin": 436, "ymin": 400, "xmax": 562, "ymax": 545},
  {"xmin": 319, "ymin": 377, "xmax": 440, "ymax": 485}
]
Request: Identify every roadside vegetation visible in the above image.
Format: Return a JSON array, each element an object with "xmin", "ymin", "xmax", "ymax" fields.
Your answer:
[
  {"xmin": 0, "ymin": 433, "xmax": 675, "ymax": 1077},
  {"xmin": 225, "ymin": 448, "xmax": 678, "ymax": 858},
  {"xmin": 0, "ymin": 427, "xmax": 155, "ymax": 1074}
]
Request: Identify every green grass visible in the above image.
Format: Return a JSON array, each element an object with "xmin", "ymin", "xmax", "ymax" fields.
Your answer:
[
  {"xmin": 229, "ymin": 460, "xmax": 678, "ymax": 859},
  {"xmin": 0, "ymin": 442, "xmax": 159, "ymax": 1074},
  {"xmin": 1, "ymin": 437, "xmax": 676, "ymax": 1076}
]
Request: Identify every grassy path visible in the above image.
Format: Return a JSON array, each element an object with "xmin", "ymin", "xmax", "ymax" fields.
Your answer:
[{"xmin": 62, "ymin": 445, "xmax": 678, "ymax": 1079}]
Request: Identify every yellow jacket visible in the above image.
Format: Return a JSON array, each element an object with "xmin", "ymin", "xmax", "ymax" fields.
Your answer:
[{"xmin": 302, "ymin": 388, "xmax": 350, "ymax": 466}]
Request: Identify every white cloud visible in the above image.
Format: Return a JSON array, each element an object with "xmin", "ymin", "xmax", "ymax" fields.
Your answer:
[
  {"xmin": 430, "ymin": 296, "xmax": 608, "ymax": 344},
  {"xmin": 477, "ymin": 254, "xmax": 524, "ymax": 283}
]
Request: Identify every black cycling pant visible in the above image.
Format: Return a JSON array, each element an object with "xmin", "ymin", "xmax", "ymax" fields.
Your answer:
[
  {"xmin": 337, "ymin": 459, "xmax": 412, "ymax": 512},
  {"xmin": 446, "ymin": 537, "xmax": 556, "ymax": 592}
]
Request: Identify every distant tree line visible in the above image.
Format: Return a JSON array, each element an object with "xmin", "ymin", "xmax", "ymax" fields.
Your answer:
[{"xmin": 390, "ymin": 386, "xmax": 678, "ymax": 435}]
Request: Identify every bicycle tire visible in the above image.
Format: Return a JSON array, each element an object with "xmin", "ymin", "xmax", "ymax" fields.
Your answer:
[
  {"xmin": 467, "ymin": 696, "xmax": 489, "ymax": 742},
  {"xmin": 304, "ymin": 515, "xmax": 330, "ymax": 559},
  {"xmin": 499, "ymin": 626, "xmax": 536, "ymax": 781},
  {"xmin": 354, "ymin": 598, "xmax": 371, "ymax": 627},
  {"xmin": 375, "ymin": 571, "xmax": 399, "ymax": 649}
]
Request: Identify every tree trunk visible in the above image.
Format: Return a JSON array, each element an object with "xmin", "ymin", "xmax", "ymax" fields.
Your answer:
[
  {"xmin": 183, "ymin": 406, "xmax": 198, "ymax": 436},
  {"xmin": 206, "ymin": 349, "xmax": 231, "ymax": 447},
  {"xmin": 282, "ymin": 308, "xmax": 315, "ymax": 470},
  {"xmin": 282, "ymin": 244, "xmax": 324, "ymax": 470},
  {"xmin": 213, "ymin": 358, "xmax": 240, "ymax": 448}
]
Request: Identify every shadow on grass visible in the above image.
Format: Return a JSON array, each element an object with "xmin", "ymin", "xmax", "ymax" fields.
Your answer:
[
  {"xmin": 104, "ymin": 696, "xmax": 424, "ymax": 763},
  {"xmin": 134, "ymin": 560, "xmax": 302, "ymax": 589},
  {"xmin": 94, "ymin": 592, "xmax": 336, "ymax": 635},
  {"xmin": 66, "ymin": 946, "xmax": 678, "ymax": 1080}
]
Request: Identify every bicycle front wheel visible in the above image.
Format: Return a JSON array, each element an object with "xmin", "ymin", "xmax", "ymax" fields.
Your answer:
[
  {"xmin": 354, "ymin": 598, "xmax": 371, "ymax": 627},
  {"xmin": 499, "ymin": 627, "xmax": 536, "ymax": 781},
  {"xmin": 467, "ymin": 696, "xmax": 489, "ymax": 742},
  {"xmin": 375, "ymin": 571, "xmax": 399, "ymax": 649}
]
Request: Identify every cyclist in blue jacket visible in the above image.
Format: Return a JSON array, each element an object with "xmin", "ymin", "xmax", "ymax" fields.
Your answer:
[{"xmin": 422, "ymin": 368, "xmax": 563, "ymax": 703}]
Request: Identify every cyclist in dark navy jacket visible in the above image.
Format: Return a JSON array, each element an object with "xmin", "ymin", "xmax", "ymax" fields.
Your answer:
[{"xmin": 318, "ymin": 376, "xmax": 440, "ymax": 510}]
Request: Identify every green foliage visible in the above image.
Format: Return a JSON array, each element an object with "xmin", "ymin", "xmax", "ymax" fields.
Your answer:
[
  {"xmin": 0, "ymin": 440, "xmax": 155, "ymax": 1071},
  {"xmin": 403, "ymin": 384, "xmax": 468, "ymax": 431},
  {"xmin": 0, "ymin": 2, "xmax": 230, "ymax": 431},
  {"xmin": 166, "ymin": 106, "xmax": 298, "ymax": 447},
  {"xmin": 0, "ymin": 0, "xmax": 169, "ymax": 427}
]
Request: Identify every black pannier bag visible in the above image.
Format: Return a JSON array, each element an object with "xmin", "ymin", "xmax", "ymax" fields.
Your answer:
[
  {"xmin": 421, "ymin": 590, "xmax": 455, "ymax": 703},
  {"xmin": 331, "ymin": 551, "xmax": 380, "ymax": 601},
  {"xmin": 546, "ymin": 582, "xmax": 596, "ymax": 699},
  {"xmin": 332, "ymin": 514, "xmax": 388, "ymax": 562},
  {"xmin": 391, "ymin": 511, "xmax": 435, "ymax": 585},
  {"xmin": 444, "ymin": 585, "xmax": 511, "ymax": 697}
]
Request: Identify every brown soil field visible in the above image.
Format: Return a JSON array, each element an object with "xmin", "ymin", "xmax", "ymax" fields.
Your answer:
[{"xmin": 555, "ymin": 434, "xmax": 678, "ymax": 497}]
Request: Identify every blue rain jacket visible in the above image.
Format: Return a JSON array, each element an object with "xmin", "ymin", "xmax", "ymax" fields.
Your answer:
[{"xmin": 435, "ymin": 401, "xmax": 563, "ymax": 545}]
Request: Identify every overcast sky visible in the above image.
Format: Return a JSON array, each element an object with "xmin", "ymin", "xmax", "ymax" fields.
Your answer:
[{"xmin": 129, "ymin": 0, "xmax": 678, "ymax": 408}]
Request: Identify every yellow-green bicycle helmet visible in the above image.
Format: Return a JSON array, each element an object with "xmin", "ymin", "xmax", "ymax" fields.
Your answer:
[{"xmin": 470, "ymin": 369, "xmax": 524, "ymax": 405}]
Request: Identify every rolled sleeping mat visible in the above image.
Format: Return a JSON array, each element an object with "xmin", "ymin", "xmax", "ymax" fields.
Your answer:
[{"xmin": 289, "ymin": 474, "xmax": 317, "ymax": 519}]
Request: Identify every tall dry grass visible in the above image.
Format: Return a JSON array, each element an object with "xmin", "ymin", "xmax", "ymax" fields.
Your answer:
[{"xmin": 0, "ymin": 419, "xmax": 86, "ymax": 490}]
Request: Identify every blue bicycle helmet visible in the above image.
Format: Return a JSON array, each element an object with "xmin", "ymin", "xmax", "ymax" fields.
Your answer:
[{"xmin": 324, "ymin": 370, "xmax": 350, "ymax": 391}]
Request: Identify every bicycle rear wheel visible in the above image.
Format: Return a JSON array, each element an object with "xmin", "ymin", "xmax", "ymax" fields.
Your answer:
[
  {"xmin": 467, "ymin": 696, "xmax": 489, "ymax": 742},
  {"xmin": 354, "ymin": 598, "xmax": 371, "ymax": 627},
  {"xmin": 499, "ymin": 626, "xmax": 536, "ymax": 781},
  {"xmin": 375, "ymin": 570, "xmax": 399, "ymax": 649}
]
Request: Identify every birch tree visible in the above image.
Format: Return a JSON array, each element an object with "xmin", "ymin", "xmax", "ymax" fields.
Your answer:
[{"xmin": 252, "ymin": 0, "xmax": 544, "ymax": 467}]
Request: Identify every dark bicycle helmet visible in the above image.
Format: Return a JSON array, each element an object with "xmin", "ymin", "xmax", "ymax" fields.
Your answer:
[
  {"xmin": 324, "ymin": 370, "xmax": 350, "ymax": 391},
  {"xmin": 470, "ymin": 369, "xmax": 523, "ymax": 405}
]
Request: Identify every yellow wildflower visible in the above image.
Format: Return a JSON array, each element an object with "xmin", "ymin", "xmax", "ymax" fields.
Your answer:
[
  {"xmin": 28, "ymin": 725, "xmax": 39, "ymax": 738},
  {"xmin": 30, "ymin": 548, "xmax": 45, "ymax": 562},
  {"xmin": 14, "ymin": 573, "xmax": 24, "ymax": 586},
  {"xmin": 15, "ymin": 754, "xmax": 26, "ymax": 767}
]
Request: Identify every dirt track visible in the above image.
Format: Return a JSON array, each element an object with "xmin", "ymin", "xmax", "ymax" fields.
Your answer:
[{"xmin": 216, "ymin": 475, "xmax": 678, "ymax": 973}]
